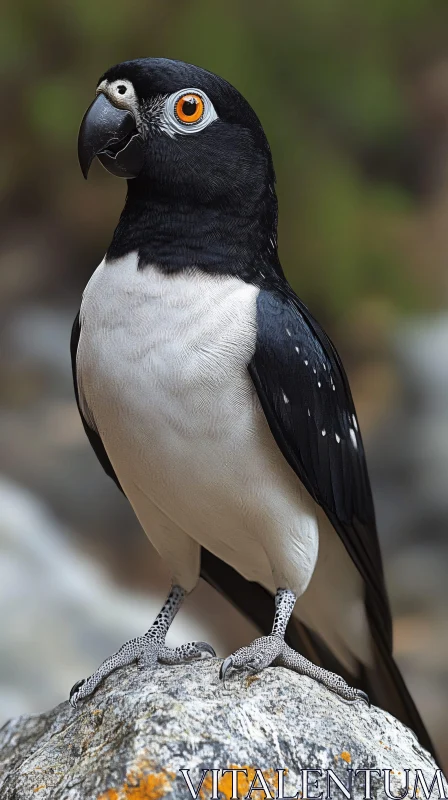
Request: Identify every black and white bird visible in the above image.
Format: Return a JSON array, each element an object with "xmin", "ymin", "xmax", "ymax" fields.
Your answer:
[{"xmin": 71, "ymin": 57, "xmax": 435, "ymax": 757}]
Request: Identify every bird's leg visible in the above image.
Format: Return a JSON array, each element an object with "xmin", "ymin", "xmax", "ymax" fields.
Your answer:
[
  {"xmin": 220, "ymin": 587, "xmax": 369, "ymax": 705},
  {"xmin": 69, "ymin": 585, "xmax": 215, "ymax": 708}
]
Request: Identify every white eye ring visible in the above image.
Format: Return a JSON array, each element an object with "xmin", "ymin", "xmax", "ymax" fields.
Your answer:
[{"xmin": 162, "ymin": 87, "xmax": 218, "ymax": 135}]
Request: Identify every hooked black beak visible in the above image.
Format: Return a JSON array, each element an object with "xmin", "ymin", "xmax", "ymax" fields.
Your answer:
[{"xmin": 78, "ymin": 93, "xmax": 144, "ymax": 179}]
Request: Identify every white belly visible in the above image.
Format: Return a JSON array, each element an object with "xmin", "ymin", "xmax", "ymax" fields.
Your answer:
[{"xmin": 77, "ymin": 254, "xmax": 320, "ymax": 594}]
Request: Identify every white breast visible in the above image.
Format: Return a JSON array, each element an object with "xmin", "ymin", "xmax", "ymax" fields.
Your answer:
[
  {"xmin": 78, "ymin": 254, "xmax": 259, "ymax": 439},
  {"xmin": 77, "ymin": 254, "xmax": 318, "ymax": 591}
]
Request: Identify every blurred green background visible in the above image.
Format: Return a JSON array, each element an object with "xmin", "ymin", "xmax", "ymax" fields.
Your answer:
[{"xmin": 1, "ymin": 0, "xmax": 448, "ymax": 768}]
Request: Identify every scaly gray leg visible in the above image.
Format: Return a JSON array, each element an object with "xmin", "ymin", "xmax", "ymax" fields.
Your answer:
[
  {"xmin": 220, "ymin": 588, "xmax": 369, "ymax": 705},
  {"xmin": 70, "ymin": 585, "xmax": 215, "ymax": 708}
]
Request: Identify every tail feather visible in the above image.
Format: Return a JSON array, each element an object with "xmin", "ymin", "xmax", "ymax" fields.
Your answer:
[{"xmin": 201, "ymin": 548, "xmax": 438, "ymax": 763}]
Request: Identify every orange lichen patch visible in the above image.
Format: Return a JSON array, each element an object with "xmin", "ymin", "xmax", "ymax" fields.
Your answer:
[
  {"xmin": 340, "ymin": 751, "xmax": 351, "ymax": 764},
  {"xmin": 33, "ymin": 786, "xmax": 46, "ymax": 793},
  {"xmin": 98, "ymin": 759, "xmax": 175, "ymax": 800},
  {"xmin": 245, "ymin": 675, "xmax": 260, "ymax": 687},
  {"xmin": 200, "ymin": 766, "xmax": 276, "ymax": 800}
]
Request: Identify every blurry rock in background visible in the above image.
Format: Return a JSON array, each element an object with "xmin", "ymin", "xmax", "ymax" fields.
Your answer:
[
  {"xmin": 0, "ymin": 477, "xmax": 159, "ymax": 721},
  {"xmin": 0, "ymin": 477, "xmax": 256, "ymax": 724},
  {"xmin": 368, "ymin": 315, "xmax": 448, "ymax": 757}
]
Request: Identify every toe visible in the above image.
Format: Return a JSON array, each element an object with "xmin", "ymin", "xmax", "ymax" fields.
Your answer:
[
  {"xmin": 68, "ymin": 669, "xmax": 111, "ymax": 707},
  {"xmin": 158, "ymin": 640, "xmax": 215, "ymax": 665},
  {"xmin": 137, "ymin": 644, "xmax": 158, "ymax": 669},
  {"xmin": 233, "ymin": 636, "xmax": 284, "ymax": 670},
  {"xmin": 220, "ymin": 635, "xmax": 285, "ymax": 685},
  {"xmin": 220, "ymin": 656, "xmax": 234, "ymax": 687},
  {"xmin": 194, "ymin": 641, "xmax": 216, "ymax": 658},
  {"xmin": 69, "ymin": 678, "xmax": 86, "ymax": 708},
  {"xmin": 356, "ymin": 689, "xmax": 370, "ymax": 707}
]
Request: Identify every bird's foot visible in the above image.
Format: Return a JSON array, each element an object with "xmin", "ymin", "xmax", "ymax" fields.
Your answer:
[
  {"xmin": 69, "ymin": 634, "xmax": 215, "ymax": 708},
  {"xmin": 220, "ymin": 635, "xmax": 369, "ymax": 705}
]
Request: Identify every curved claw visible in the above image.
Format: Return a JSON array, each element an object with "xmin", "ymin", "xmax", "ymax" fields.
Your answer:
[
  {"xmin": 357, "ymin": 689, "xmax": 370, "ymax": 707},
  {"xmin": 69, "ymin": 678, "xmax": 85, "ymax": 708},
  {"xmin": 195, "ymin": 641, "xmax": 216, "ymax": 658},
  {"xmin": 219, "ymin": 656, "xmax": 234, "ymax": 688}
]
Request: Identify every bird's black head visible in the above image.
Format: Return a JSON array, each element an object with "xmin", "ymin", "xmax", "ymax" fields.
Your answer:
[{"xmin": 78, "ymin": 58, "xmax": 281, "ymax": 278}]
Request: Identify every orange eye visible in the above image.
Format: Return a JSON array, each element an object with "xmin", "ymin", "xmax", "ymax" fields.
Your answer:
[{"xmin": 175, "ymin": 93, "xmax": 204, "ymax": 124}]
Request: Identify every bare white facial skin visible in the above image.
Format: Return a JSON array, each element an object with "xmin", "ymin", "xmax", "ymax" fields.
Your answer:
[{"xmin": 96, "ymin": 79, "xmax": 141, "ymax": 122}]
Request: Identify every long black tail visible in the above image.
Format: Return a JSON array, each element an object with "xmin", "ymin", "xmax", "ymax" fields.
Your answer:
[{"xmin": 201, "ymin": 548, "xmax": 438, "ymax": 762}]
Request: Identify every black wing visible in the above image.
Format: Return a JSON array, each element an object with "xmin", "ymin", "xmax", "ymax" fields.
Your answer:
[
  {"xmin": 248, "ymin": 285, "xmax": 391, "ymax": 638},
  {"xmin": 71, "ymin": 312, "xmax": 123, "ymax": 493},
  {"xmin": 247, "ymin": 283, "xmax": 436, "ymax": 758}
]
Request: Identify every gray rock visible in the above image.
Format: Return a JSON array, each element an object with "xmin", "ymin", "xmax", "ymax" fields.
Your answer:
[{"xmin": 0, "ymin": 659, "xmax": 442, "ymax": 800}]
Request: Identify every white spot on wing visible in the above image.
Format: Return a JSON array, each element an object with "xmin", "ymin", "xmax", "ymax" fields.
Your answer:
[
  {"xmin": 317, "ymin": 381, "xmax": 321, "ymax": 388},
  {"xmin": 304, "ymin": 360, "xmax": 308, "ymax": 366},
  {"xmin": 335, "ymin": 433, "xmax": 341, "ymax": 443},
  {"xmin": 349, "ymin": 428, "xmax": 358, "ymax": 449},
  {"xmin": 352, "ymin": 414, "xmax": 358, "ymax": 431},
  {"xmin": 295, "ymin": 346, "xmax": 300, "ymax": 354},
  {"xmin": 322, "ymin": 429, "xmax": 326, "ymax": 436},
  {"xmin": 282, "ymin": 391, "xmax": 290, "ymax": 404},
  {"xmin": 286, "ymin": 328, "xmax": 291, "ymax": 337}
]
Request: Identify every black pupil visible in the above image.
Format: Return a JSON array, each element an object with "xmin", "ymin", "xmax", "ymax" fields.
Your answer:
[
  {"xmin": 182, "ymin": 97, "xmax": 197, "ymax": 116},
  {"xmin": 117, "ymin": 85, "xmax": 127, "ymax": 95}
]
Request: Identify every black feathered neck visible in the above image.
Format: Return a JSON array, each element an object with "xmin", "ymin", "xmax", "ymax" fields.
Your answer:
[{"xmin": 107, "ymin": 171, "xmax": 281, "ymax": 280}]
